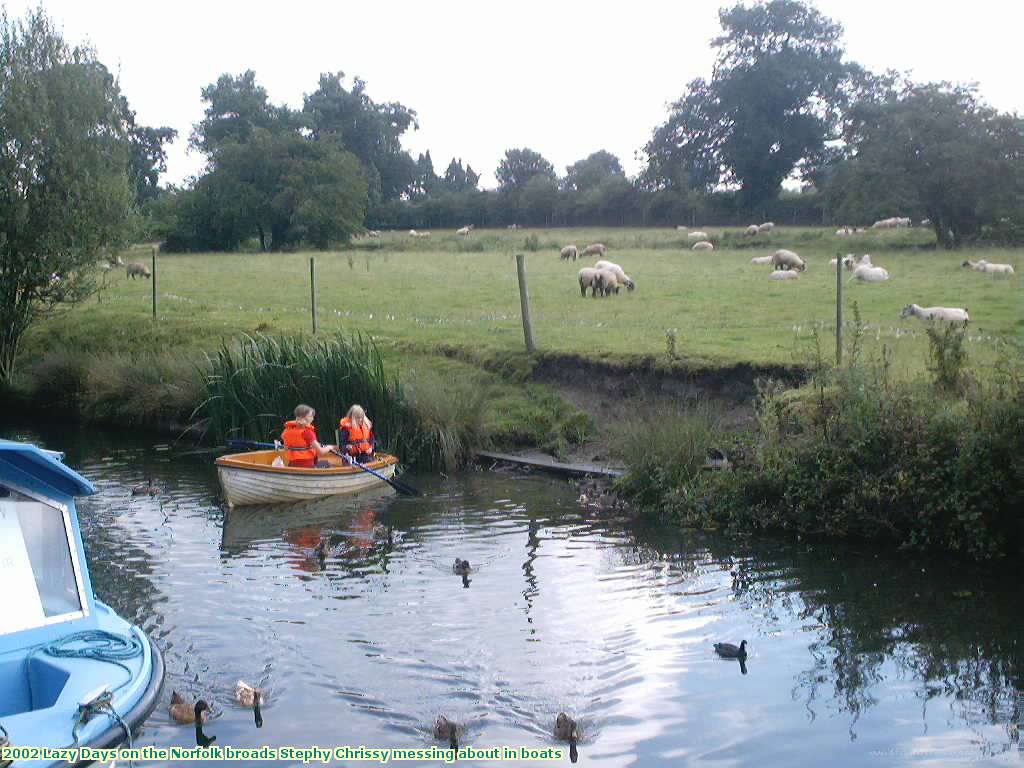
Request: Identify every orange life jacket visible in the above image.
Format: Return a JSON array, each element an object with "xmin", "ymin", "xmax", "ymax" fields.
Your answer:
[
  {"xmin": 340, "ymin": 417, "xmax": 372, "ymax": 455},
  {"xmin": 281, "ymin": 420, "xmax": 317, "ymax": 465}
]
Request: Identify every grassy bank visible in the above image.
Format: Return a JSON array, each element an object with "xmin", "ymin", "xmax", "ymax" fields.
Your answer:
[
  {"xmin": 27, "ymin": 227, "xmax": 1020, "ymax": 380},
  {"xmin": 614, "ymin": 325, "xmax": 1024, "ymax": 559}
]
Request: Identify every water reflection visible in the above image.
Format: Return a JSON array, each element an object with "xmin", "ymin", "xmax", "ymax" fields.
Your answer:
[{"xmin": 2, "ymin": 423, "xmax": 1021, "ymax": 767}]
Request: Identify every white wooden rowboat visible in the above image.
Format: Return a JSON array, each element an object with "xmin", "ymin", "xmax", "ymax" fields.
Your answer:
[{"xmin": 215, "ymin": 450, "xmax": 399, "ymax": 507}]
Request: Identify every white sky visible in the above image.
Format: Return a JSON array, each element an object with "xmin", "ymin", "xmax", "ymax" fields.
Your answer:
[{"xmin": 9, "ymin": 0, "xmax": 1022, "ymax": 189}]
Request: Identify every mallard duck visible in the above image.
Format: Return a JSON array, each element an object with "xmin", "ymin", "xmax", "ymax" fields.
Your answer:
[
  {"xmin": 452, "ymin": 558, "xmax": 471, "ymax": 576},
  {"xmin": 372, "ymin": 524, "xmax": 393, "ymax": 544},
  {"xmin": 130, "ymin": 479, "xmax": 160, "ymax": 497},
  {"xmin": 235, "ymin": 681, "xmax": 264, "ymax": 728},
  {"xmin": 555, "ymin": 713, "xmax": 580, "ymax": 762},
  {"xmin": 169, "ymin": 692, "xmax": 210, "ymax": 724},
  {"xmin": 433, "ymin": 715, "xmax": 459, "ymax": 750},
  {"xmin": 713, "ymin": 640, "xmax": 747, "ymax": 659}
]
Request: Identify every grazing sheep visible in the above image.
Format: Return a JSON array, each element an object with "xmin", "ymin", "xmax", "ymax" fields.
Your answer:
[
  {"xmin": 560, "ymin": 245, "xmax": 579, "ymax": 261},
  {"xmin": 835, "ymin": 227, "xmax": 853, "ymax": 236},
  {"xmin": 744, "ymin": 224, "xmax": 759, "ymax": 236},
  {"xmin": 687, "ymin": 231, "xmax": 709, "ymax": 241},
  {"xmin": 126, "ymin": 262, "xmax": 151, "ymax": 279},
  {"xmin": 596, "ymin": 268, "xmax": 622, "ymax": 296},
  {"xmin": 770, "ymin": 249, "xmax": 805, "ymax": 271},
  {"xmin": 456, "ymin": 226, "xmax": 471, "ymax": 236},
  {"xmin": 675, "ymin": 225, "xmax": 689, "ymax": 231},
  {"xmin": 757, "ymin": 222, "xmax": 775, "ymax": 234},
  {"xmin": 850, "ymin": 265, "xmax": 889, "ymax": 282},
  {"xmin": 367, "ymin": 230, "xmax": 381, "ymax": 238},
  {"xmin": 507, "ymin": 223, "xmax": 521, "ymax": 230},
  {"xmin": 594, "ymin": 260, "xmax": 635, "ymax": 291},
  {"xmin": 692, "ymin": 241, "xmax": 714, "ymax": 251},
  {"xmin": 580, "ymin": 243, "xmax": 607, "ymax": 258},
  {"xmin": 920, "ymin": 218, "xmax": 931, "ymax": 227},
  {"xmin": 900, "ymin": 304, "xmax": 969, "ymax": 323},
  {"xmin": 751, "ymin": 255, "xmax": 772, "ymax": 264},
  {"xmin": 577, "ymin": 267, "xmax": 603, "ymax": 297},
  {"xmin": 768, "ymin": 269, "xmax": 800, "ymax": 280},
  {"xmin": 962, "ymin": 260, "xmax": 1015, "ymax": 275},
  {"xmin": 408, "ymin": 229, "xmax": 419, "ymax": 237}
]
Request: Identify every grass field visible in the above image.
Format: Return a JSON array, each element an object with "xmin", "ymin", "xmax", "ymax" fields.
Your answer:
[{"xmin": 31, "ymin": 226, "xmax": 1021, "ymax": 381}]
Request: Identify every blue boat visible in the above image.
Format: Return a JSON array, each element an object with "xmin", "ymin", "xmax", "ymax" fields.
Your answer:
[{"xmin": 0, "ymin": 441, "xmax": 164, "ymax": 765}]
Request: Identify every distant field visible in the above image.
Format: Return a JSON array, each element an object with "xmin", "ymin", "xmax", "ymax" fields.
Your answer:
[{"xmin": 33, "ymin": 226, "xmax": 1022, "ymax": 377}]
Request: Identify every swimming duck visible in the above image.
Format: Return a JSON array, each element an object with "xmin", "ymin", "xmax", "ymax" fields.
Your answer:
[
  {"xmin": 235, "ymin": 681, "xmax": 265, "ymax": 728},
  {"xmin": 713, "ymin": 640, "xmax": 748, "ymax": 659},
  {"xmin": 433, "ymin": 715, "xmax": 459, "ymax": 750},
  {"xmin": 130, "ymin": 479, "xmax": 160, "ymax": 497},
  {"xmin": 314, "ymin": 537, "xmax": 330, "ymax": 560},
  {"xmin": 555, "ymin": 713, "xmax": 580, "ymax": 762},
  {"xmin": 169, "ymin": 692, "xmax": 210, "ymax": 724},
  {"xmin": 452, "ymin": 558, "xmax": 471, "ymax": 576},
  {"xmin": 372, "ymin": 524, "xmax": 394, "ymax": 544}
]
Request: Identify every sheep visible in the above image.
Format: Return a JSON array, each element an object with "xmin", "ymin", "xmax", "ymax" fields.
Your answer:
[
  {"xmin": 835, "ymin": 227, "xmax": 853, "ymax": 236},
  {"xmin": 593, "ymin": 260, "xmax": 635, "ymax": 291},
  {"xmin": 833, "ymin": 253, "xmax": 871, "ymax": 270},
  {"xmin": 126, "ymin": 262, "xmax": 151, "ymax": 279},
  {"xmin": 770, "ymin": 249, "xmax": 805, "ymax": 271},
  {"xmin": 744, "ymin": 224, "xmax": 759, "ymax": 236},
  {"xmin": 418, "ymin": 231, "xmax": 431, "ymax": 238},
  {"xmin": 456, "ymin": 226, "xmax": 472, "ymax": 236},
  {"xmin": 675, "ymin": 225, "xmax": 689, "ymax": 231},
  {"xmin": 850, "ymin": 265, "xmax": 889, "ymax": 282},
  {"xmin": 367, "ymin": 230, "xmax": 381, "ymax": 238},
  {"xmin": 560, "ymin": 245, "xmax": 579, "ymax": 261},
  {"xmin": 692, "ymin": 241, "xmax": 714, "ymax": 251},
  {"xmin": 580, "ymin": 243, "xmax": 607, "ymax": 258},
  {"xmin": 577, "ymin": 268, "xmax": 603, "ymax": 297},
  {"xmin": 408, "ymin": 229, "xmax": 419, "ymax": 237},
  {"xmin": 687, "ymin": 231, "xmax": 709, "ymax": 241},
  {"xmin": 962, "ymin": 260, "xmax": 1015, "ymax": 275},
  {"xmin": 768, "ymin": 269, "xmax": 800, "ymax": 280},
  {"xmin": 920, "ymin": 218, "xmax": 931, "ymax": 227},
  {"xmin": 757, "ymin": 222, "xmax": 775, "ymax": 234},
  {"xmin": 900, "ymin": 304, "xmax": 969, "ymax": 323},
  {"xmin": 751, "ymin": 255, "xmax": 772, "ymax": 264},
  {"xmin": 507, "ymin": 223, "xmax": 521, "ymax": 230},
  {"xmin": 596, "ymin": 268, "xmax": 622, "ymax": 296}
]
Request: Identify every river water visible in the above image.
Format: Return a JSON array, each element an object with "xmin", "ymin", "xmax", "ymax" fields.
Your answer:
[{"xmin": 3, "ymin": 425, "xmax": 1021, "ymax": 767}]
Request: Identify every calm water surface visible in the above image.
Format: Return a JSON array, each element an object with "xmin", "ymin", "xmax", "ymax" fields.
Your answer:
[{"xmin": 4, "ymin": 426, "xmax": 1021, "ymax": 767}]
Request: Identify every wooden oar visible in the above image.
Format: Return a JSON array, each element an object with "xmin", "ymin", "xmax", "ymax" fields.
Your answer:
[{"xmin": 330, "ymin": 450, "xmax": 420, "ymax": 497}]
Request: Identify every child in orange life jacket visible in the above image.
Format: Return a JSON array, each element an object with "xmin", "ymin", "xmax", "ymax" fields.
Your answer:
[
  {"xmin": 339, "ymin": 404, "xmax": 375, "ymax": 464},
  {"xmin": 281, "ymin": 404, "xmax": 337, "ymax": 468}
]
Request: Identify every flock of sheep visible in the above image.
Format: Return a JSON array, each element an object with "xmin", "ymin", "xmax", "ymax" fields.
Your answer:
[{"xmin": 558, "ymin": 243, "xmax": 637, "ymax": 297}]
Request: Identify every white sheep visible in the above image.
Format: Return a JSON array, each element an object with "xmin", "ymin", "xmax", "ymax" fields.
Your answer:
[
  {"xmin": 367, "ymin": 230, "xmax": 381, "ymax": 238},
  {"xmin": 594, "ymin": 260, "xmax": 635, "ymax": 291},
  {"xmin": 751, "ymin": 255, "xmax": 773, "ymax": 264},
  {"xmin": 744, "ymin": 224, "xmax": 759, "ymax": 236},
  {"xmin": 835, "ymin": 227, "xmax": 853, "ymax": 236},
  {"xmin": 770, "ymin": 249, "xmax": 805, "ymax": 271},
  {"xmin": 408, "ymin": 229, "xmax": 419, "ymax": 237},
  {"xmin": 687, "ymin": 231, "xmax": 709, "ymax": 241},
  {"xmin": 596, "ymin": 268, "xmax": 622, "ymax": 296},
  {"xmin": 692, "ymin": 241, "xmax": 714, "ymax": 251},
  {"xmin": 126, "ymin": 262, "xmax": 151, "ymax": 279},
  {"xmin": 920, "ymin": 218, "xmax": 931, "ymax": 227},
  {"xmin": 560, "ymin": 245, "xmax": 579, "ymax": 261},
  {"xmin": 962, "ymin": 260, "xmax": 1015, "ymax": 275},
  {"xmin": 577, "ymin": 268, "xmax": 603, "ymax": 297},
  {"xmin": 456, "ymin": 226, "xmax": 472, "ymax": 236},
  {"xmin": 900, "ymin": 304, "xmax": 969, "ymax": 323},
  {"xmin": 768, "ymin": 269, "xmax": 800, "ymax": 280},
  {"xmin": 507, "ymin": 223, "xmax": 521, "ymax": 230},
  {"xmin": 675, "ymin": 225, "xmax": 689, "ymax": 231},
  {"xmin": 757, "ymin": 222, "xmax": 775, "ymax": 234},
  {"xmin": 850, "ymin": 265, "xmax": 889, "ymax": 282},
  {"xmin": 580, "ymin": 243, "xmax": 607, "ymax": 258}
]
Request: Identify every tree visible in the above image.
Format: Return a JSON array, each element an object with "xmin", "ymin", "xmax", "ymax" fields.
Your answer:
[
  {"xmin": 411, "ymin": 151, "xmax": 438, "ymax": 198},
  {"xmin": 827, "ymin": 83, "xmax": 1023, "ymax": 247},
  {"xmin": 303, "ymin": 72, "xmax": 418, "ymax": 200},
  {"xmin": 496, "ymin": 148, "xmax": 556, "ymax": 190},
  {"xmin": 190, "ymin": 70, "xmax": 287, "ymax": 156},
  {"xmin": 0, "ymin": 7, "xmax": 133, "ymax": 383},
  {"xmin": 564, "ymin": 150, "xmax": 625, "ymax": 193},
  {"xmin": 120, "ymin": 98, "xmax": 176, "ymax": 206},
  {"xmin": 519, "ymin": 175, "xmax": 559, "ymax": 225},
  {"xmin": 644, "ymin": 0, "xmax": 849, "ymax": 209}
]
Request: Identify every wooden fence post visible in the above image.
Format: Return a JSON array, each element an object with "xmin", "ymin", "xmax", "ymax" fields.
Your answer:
[
  {"xmin": 151, "ymin": 246, "xmax": 157, "ymax": 319},
  {"xmin": 310, "ymin": 257, "xmax": 318, "ymax": 334},
  {"xmin": 836, "ymin": 253, "xmax": 843, "ymax": 366},
  {"xmin": 515, "ymin": 253, "xmax": 535, "ymax": 354}
]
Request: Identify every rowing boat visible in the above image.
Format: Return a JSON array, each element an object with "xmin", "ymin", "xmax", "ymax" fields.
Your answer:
[{"xmin": 215, "ymin": 450, "xmax": 399, "ymax": 507}]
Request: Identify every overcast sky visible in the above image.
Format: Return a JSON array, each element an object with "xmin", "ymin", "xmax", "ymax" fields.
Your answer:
[{"xmin": 8, "ymin": 0, "xmax": 1021, "ymax": 188}]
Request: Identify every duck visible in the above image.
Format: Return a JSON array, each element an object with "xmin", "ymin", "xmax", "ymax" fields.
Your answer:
[
  {"xmin": 713, "ymin": 640, "xmax": 748, "ymax": 659},
  {"xmin": 433, "ymin": 715, "xmax": 459, "ymax": 750},
  {"xmin": 452, "ymin": 558, "xmax": 471, "ymax": 576},
  {"xmin": 372, "ymin": 524, "xmax": 394, "ymax": 544},
  {"xmin": 169, "ymin": 692, "xmax": 210, "ymax": 724},
  {"xmin": 235, "ymin": 680, "xmax": 265, "ymax": 728},
  {"xmin": 130, "ymin": 479, "xmax": 160, "ymax": 497},
  {"xmin": 314, "ymin": 537, "xmax": 330, "ymax": 560},
  {"xmin": 555, "ymin": 712, "xmax": 580, "ymax": 762}
]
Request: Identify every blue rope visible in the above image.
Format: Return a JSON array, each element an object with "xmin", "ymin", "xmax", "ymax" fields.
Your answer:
[{"xmin": 36, "ymin": 630, "xmax": 145, "ymax": 694}]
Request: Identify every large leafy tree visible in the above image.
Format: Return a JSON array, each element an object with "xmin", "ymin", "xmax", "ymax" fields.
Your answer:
[
  {"xmin": 119, "ymin": 98, "xmax": 176, "ymax": 206},
  {"xmin": 303, "ymin": 72, "xmax": 418, "ymax": 200},
  {"xmin": 827, "ymin": 83, "xmax": 1022, "ymax": 247},
  {"xmin": 496, "ymin": 148, "xmax": 556, "ymax": 190},
  {"xmin": 190, "ymin": 70, "xmax": 289, "ymax": 156},
  {"xmin": 644, "ymin": 0, "xmax": 849, "ymax": 209},
  {"xmin": 0, "ymin": 7, "xmax": 133, "ymax": 383},
  {"xmin": 564, "ymin": 150, "xmax": 625, "ymax": 193}
]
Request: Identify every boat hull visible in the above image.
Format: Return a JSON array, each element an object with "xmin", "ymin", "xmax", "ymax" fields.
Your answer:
[{"xmin": 215, "ymin": 451, "xmax": 399, "ymax": 507}]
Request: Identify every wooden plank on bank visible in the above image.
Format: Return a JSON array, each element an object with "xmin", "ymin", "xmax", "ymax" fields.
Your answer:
[{"xmin": 475, "ymin": 450, "xmax": 624, "ymax": 478}]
